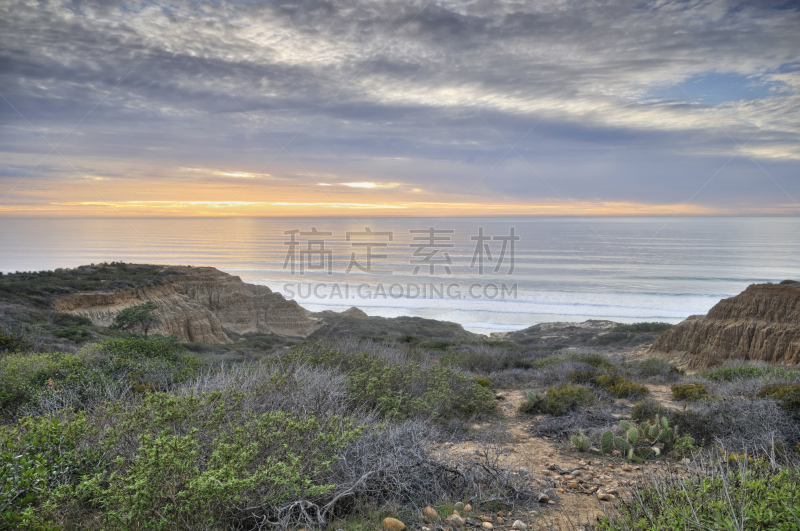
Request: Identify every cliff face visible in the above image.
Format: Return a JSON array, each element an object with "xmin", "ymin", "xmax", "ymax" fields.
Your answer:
[
  {"xmin": 650, "ymin": 282, "xmax": 800, "ymax": 368},
  {"xmin": 53, "ymin": 267, "xmax": 318, "ymax": 343}
]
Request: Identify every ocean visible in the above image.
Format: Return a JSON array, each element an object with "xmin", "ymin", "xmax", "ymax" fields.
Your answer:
[{"xmin": 1, "ymin": 217, "xmax": 798, "ymax": 335}]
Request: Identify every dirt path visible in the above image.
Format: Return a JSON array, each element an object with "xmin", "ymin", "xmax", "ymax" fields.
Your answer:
[{"xmin": 438, "ymin": 389, "xmax": 686, "ymax": 530}]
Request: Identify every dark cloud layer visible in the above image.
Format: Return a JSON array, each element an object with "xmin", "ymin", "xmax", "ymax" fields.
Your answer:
[{"xmin": 1, "ymin": 0, "xmax": 799, "ymax": 212}]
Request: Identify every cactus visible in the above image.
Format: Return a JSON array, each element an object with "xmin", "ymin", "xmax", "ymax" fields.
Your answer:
[
  {"xmin": 620, "ymin": 420, "xmax": 631, "ymax": 431},
  {"xmin": 601, "ymin": 430, "xmax": 614, "ymax": 454},
  {"xmin": 628, "ymin": 427, "xmax": 639, "ymax": 444},
  {"xmin": 527, "ymin": 391, "xmax": 538, "ymax": 402},
  {"xmin": 614, "ymin": 436, "xmax": 631, "ymax": 454},
  {"xmin": 571, "ymin": 429, "xmax": 589, "ymax": 452}
]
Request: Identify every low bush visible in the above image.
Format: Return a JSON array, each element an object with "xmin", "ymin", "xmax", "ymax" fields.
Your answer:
[
  {"xmin": 54, "ymin": 327, "xmax": 92, "ymax": 343},
  {"xmin": 758, "ymin": 383, "xmax": 800, "ymax": 417},
  {"xmin": 569, "ymin": 352, "xmax": 617, "ymax": 371},
  {"xmin": 631, "ymin": 399, "xmax": 669, "ymax": 422},
  {"xmin": 283, "ymin": 341, "xmax": 496, "ymax": 421},
  {"xmin": 0, "ymin": 339, "xmax": 202, "ymax": 418},
  {"xmin": 0, "ymin": 328, "xmax": 34, "ymax": 354},
  {"xmin": 702, "ymin": 363, "xmax": 800, "ymax": 382},
  {"xmin": 672, "ymin": 382, "xmax": 711, "ymax": 401},
  {"xmin": 595, "ymin": 374, "xmax": 650, "ymax": 398},
  {"xmin": 610, "ymin": 322, "xmax": 674, "ymax": 334},
  {"xmin": 440, "ymin": 347, "xmax": 532, "ymax": 373},
  {"xmin": 595, "ymin": 417, "xmax": 692, "ymax": 461},
  {"xmin": 520, "ymin": 385, "xmax": 595, "ymax": 416},
  {"xmin": 596, "ymin": 454, "xmax": 800, "ymax": 530},
  {"xmin": 631, "ymin": 358, "xmax": 684, "ymax": 382},
  {"xmin": 51, "ymin": 313, "xmax": 93, "ymax": 328},
  {"xmin": 670, "ymin": 398, "xmax": 800, "ymax": 452}
]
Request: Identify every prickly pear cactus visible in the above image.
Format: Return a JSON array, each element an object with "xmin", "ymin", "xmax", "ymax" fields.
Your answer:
[{"xmin": 601, "ymin": 430, "xmax": 614, "ymax": 454}]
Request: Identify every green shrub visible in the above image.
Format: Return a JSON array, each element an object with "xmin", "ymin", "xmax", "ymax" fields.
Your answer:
[
  {"xmin": 52, "ymin": 313, "xmax": 93, "ymax": 327},
  {"xmin": 0, "ymin": 351, "xmax": 84, "ymax": 413},
  {"xmin": 0, "ymin": 328, "xmax": 34, "ymax": 354},
  {"xmin": 520, "ymin": 385, "xmax": 595, "ymax": 416},
  {"xmin": 566, "ymin": 369, "xmax": 598, "ymax": 385},
  {"xmin": 596, "ymin": 459, "xmax": 800, "ymax": 530},
  {"xmin": 596, "ymin": 374, "xmax": 650, "ymax": 398},
  {"xmin": 610, "ymin": 322, "xmax": 674, "ymax": 334},
  {"xmin": 672, "ymin": 383, "xmax": 711, "ymax": 401},
  {"xmin": 79, "ymin": 392, "xmax": 362, "ymax": 530},
  {"xmin": 0, "ymin": 412, "xmax": 96, "ymax": 530},
  {"xmin": 54, "ymin": 327, "xmax": 92, "ymax": 343},
  {"xmin": 569, "ymin": 353, "xmax": 617, "ymax": 371},
  {"xmin": 631, "ymin": 399, "xmax": 669, "ymax": 422},
  {"xmin": 634, "ymin": 358, "xmax": 684, "ymax": 380},
  {"xmin": 473, "ymin": 376, "xmax": 493, "ymax": 388},
  {"xmin": 283, "ymin": 344, "xmax": 496, "ymax": 421},
  {"xmin": 441, "ymin": 350, "xmax": 532, "ymax": 373},
  {"xmin": 97, "ymin": 337, "xmax": 185, "ymax": 360},
  {"xmin": 596, "ymin": 417, "xmax": 692, "ymax": 461},
  {"xmin": 757, "ymin": 384, "xmax": 800, "ymax": 416}
]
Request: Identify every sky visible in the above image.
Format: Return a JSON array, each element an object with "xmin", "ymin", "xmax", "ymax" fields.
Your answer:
[{"xmin": 1, "ymin": 0, "xmax": 799, "ymax": 217}]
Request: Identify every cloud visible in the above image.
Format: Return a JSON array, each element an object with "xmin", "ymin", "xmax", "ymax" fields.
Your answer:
[{"xmin": 0, "ymin": 0, "xmax": 798, "ymax": 215}]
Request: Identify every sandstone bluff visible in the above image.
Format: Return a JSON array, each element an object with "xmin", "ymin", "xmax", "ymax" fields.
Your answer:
[{"xmin": 650, "ymin": 281, "xmax": 800, "ymax": 368}]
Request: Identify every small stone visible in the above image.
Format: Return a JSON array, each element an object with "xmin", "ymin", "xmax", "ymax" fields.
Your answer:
[
  {"xmin": 423, "ymin": 507, "xmax": 438, "ymax": 519},
  {"xmin": 568, "ymin": 482, "xmax": 580, "ymax": 490},
  {"xmin": 597, "ymin": 492, "xmax": 611, "ymax": 501},
  {"xmin": 482, "ymin": 523, "xmax": 493, "ymax": 530},
  {"xmin": 512, "ymin": 520, "xmax": 527, "ymax": 531},
  {"xmin": 537, "ymin": 493, "xmax": 550, "ymax": 503},
  {"xmin": 495, "ymin": 393, "xmax": 506, "ymax": 400},
  {"xmin": 518, "ymin": 467, "xmax": 529, "ymax": 476},
  {"xmin": 422, "ymin": 528, "xmax": 431, "ymax": 531},
  {"xmin": 445, "ymin": 515, "xmax": 465, "ymax": 528},
  {"xmin": 383, "ymin": 518, "xmax": 406, "ymax": 531},
  {"xmin": 682, "ymin": 458, "xmax": 691, "ymax": 466},
  {"xmin": 496, "ymin": 517, "xmax": 504, "ymax": 525},
  {"xmin": 564, "ymin": 474, "xmax": 574, "ymax": 480},
  {"xmin": 621, "ymin": 464, "xmax": 633, "ymax": 472},
  {"xmin": 480, "ymin": 516, "xmax": 493, "ymax": 523},
  {"xmin": 455, "ymin": 502, "xmax": 465, "ymax": 511},
  {"xmin": 548, "ymin": 500, "xmax": 555, "ymax": 505},
  {"xmin": 556, "ymin": 488, "xmax": 565, "ymax": 493},
  {"xmin": 453, "ymin": 510, "xmax": 461, "ymax": 517},
  {"xmin": 464, "ymin": 504, "xmax": 473, "ymax": 512}
]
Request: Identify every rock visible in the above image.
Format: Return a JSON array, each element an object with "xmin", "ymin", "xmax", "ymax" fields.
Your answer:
[
  {"xmin": 482, "ymin": 523, "xmax": 493, "ymax": 530},
  {"xmin": 480, "ymin": 516, "xmax": 493, "ymax": 523},
  {"xmin": 518, "ymin": 467, "xmax": 529, "ymax": 476},
  {"xmin": 683, "ymin": 458, "xmax": 691, "ymax": 466},
  {"xmin": 650, "ymin": 282, "xmax": 800, "ymax": 367},
  {"xmin": 512, "ymin": 521, "xmax": 527, "ymax": 531},
  {"xmin": 568, "ymin": 482, "xmax": 580, "ymax": 490},
  {"xmin": 423, "ymin": 507, "xmax": 438, "ymax": 519},
  {"xmin": 537, "ymin": 493, "xmax": 550, "ymax": 503},
  {"xmin": 548, "ymin": 500, "xmax": 555, "ymax": 505},
  {"xmin": 454, "ymin": 502, "xmax": 465, "ymax": 511},
  {"xmin": 464, "ymin": 504, "xmax": 473, "ymax": 512},
  {"xmin": 621, "ymin": 464, "xmax": 633, "ymax": 472},
  {"xmin": 422, "ymin": 528, "xmax": 431, "ymax": 531},
  {"xmin": 383, "ymin": 518, "xmax": 406, "ymax": 531},
  {"xmin": 494, "ymin": 393, "xmax": 506, "ymax": 400},
  {"xmin": 452, "ymin": 510, "xmax": 461, "ymax": 517},
  {"xmin": 556, "ymin": 487, "xmax": 565, "ymax": 493},
  {"xmin": 496, "ymin": 517, "xmax": 504, "ymax": 524},
  {"xmin": 597, "ymin": 492, "xmax": 612, "ymax": 501},
  {"xmin": 445, "ymin": 515, "xmax": 465, "ymax": 527}
]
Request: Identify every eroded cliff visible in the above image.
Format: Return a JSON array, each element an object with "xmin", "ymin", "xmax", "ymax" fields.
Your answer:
[
  {"xmin": 649, "ymin": 281, "xmax": 800, "ymax": 368},
  {"xmin": 54, "ymin": 267, "xmax": 318, "ymax": 343}
]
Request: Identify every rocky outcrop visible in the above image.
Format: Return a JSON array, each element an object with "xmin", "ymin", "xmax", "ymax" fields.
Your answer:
[
  {"xmin": 650, "ymin": 282, "xmax": 800, "ymax": 368},
  {"xmin": 54, "ymin": 267, "xmax": 318, "ymax": 343}
]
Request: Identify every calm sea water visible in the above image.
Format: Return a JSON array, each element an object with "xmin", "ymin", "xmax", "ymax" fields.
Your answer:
[{"xmin": 1, "ymin": 217, "xmax": 798, "ymax": 334}]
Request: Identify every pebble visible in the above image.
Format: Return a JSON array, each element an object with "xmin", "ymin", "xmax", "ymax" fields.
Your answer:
[
  {"xmin": 512, "ymin": 521, "xmax": 527, "ymax": 531},
  {"xmin": 383, "ymin": 518, "xmax": 406, "ymax": 531},
  {"xmin": 423, "ymin": 507, "xmax": 438, "ymax": 519},
  {"xmin": 568, "ymin": 482, "xmax": 580, "ymax": 490},
  {"xmin": 453, "ymin": 511, "xmax": 461, "ymax": 517},
  {"xmin": 548, "ymin": 500, "xmax": 555, "ymax": 505},
  {"xmin": 621, "ymin": 464, "xmax": 633, "ymax": 472},
  {"xmin": 537, "ymin": 493, "xmax": 550, "ymax": 503},
  {"xmin": 496, "ymin": 517, "xmax": 504, "ymax": 524},
  {"xmin": 464, "ymin": 504, "xmax": 473, "ymax": 512},
  {"xmin": 482, "ymin": 523, "xmax": 493, "ymax": 530},
  {"xmin": 519, "ymin": 467, "xmax": 529, "ymax": 476},
  {"xmin": 556, "ymin": 488, "xmax": 565, "ymax": 493},
  {"xmin": 455, "ymin": 502, "xmax": 465, "ymax": 511},
  {"xmin": 597, "ymin": 492, "xmax": 613, "ymax": 501},
  {"xmin": 445, "ymin": 515, "xmax": 465, "ymax": 527},
  {"xmin": 480, "ymin": 516, "xmax": 493, "ymax": 523}
]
